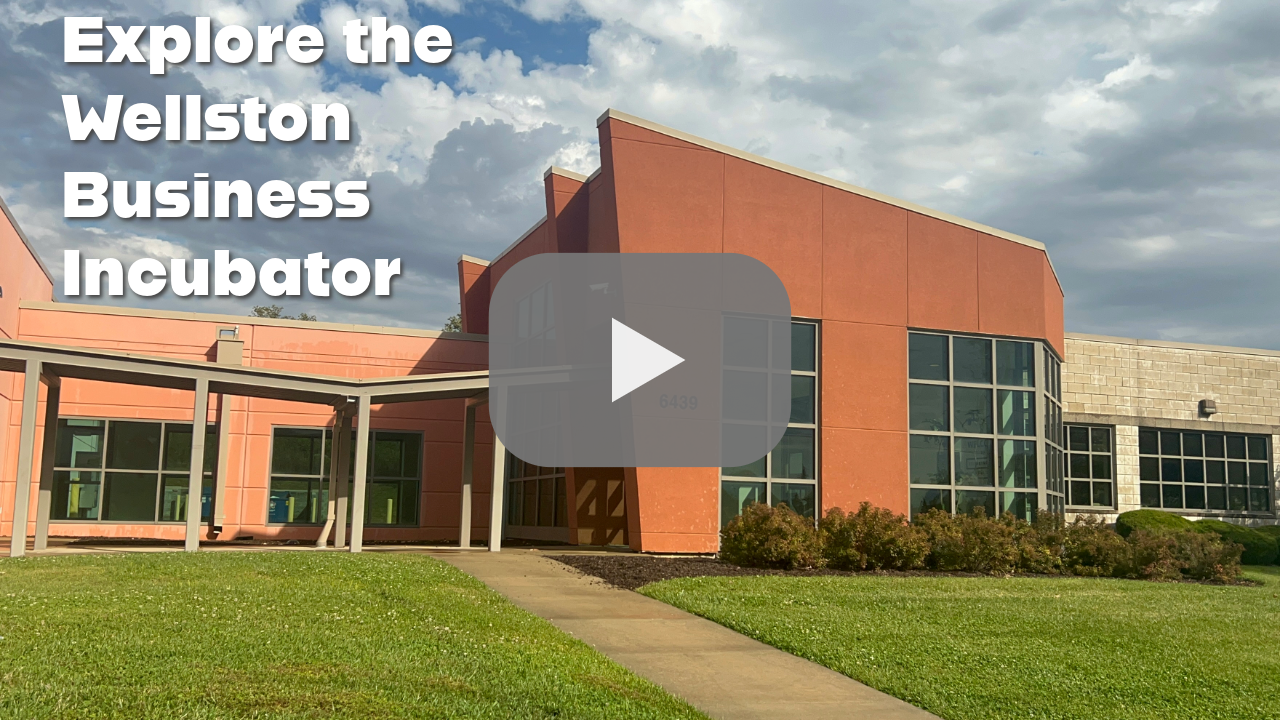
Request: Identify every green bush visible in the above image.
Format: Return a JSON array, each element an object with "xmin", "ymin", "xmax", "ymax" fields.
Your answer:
[
  {"xmin": 1119, "ymin": 530, "xmax": 1184, "ymax": 581},
  {"xmin": 820, "ymin": 503, "xmax": 928, "ymax": 571},
  {"xmin": 720, "ymin": 502, "xmax": 1244, "ymax": 581},
  {"xmin": 1175, "ymin": 530, "xmax": 1244, "ymax": 582},
  {"xmin": 1192, "ymin": 519, "xmax": 1279, "ymax": 566},
  {"xmin": 1115, "ymin": 509, "xmax": 1193, "ymax": 538},
  {"xmin": 1017, "ymin": 514, "xmax": 1066, "ymax": 575},
  {"xmin": 1255, "ymin": 524, "xmax": 1280, "ymax": 555},
  {"xmin": 719, "ymin": 502, "xmax": 823, "ymax": 570},
  {"xmin": 1117, "ymin": 529, "xmax": 1242, "ymax": 582},
  {"xmin": 914, "ymin": 508, "xmax": 1022, "ymax": 575},
  {"xmin": 1061, "ymin": 515, "xmax": 1130, "ymax": 577}
]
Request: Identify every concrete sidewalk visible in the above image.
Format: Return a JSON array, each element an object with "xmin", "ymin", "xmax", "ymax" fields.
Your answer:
[{"xmin": 435, "ymin": 550, "xmax": 937, "ymax": 720}]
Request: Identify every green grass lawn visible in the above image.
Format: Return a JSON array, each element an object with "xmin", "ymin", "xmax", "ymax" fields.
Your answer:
[
  {"xmin": 0, "ymin": 552, "xmax": 704, "ymax": 720},
  {"xmin": 641, "ymin": 567, "xmax": 1280, "ymax": 720}
]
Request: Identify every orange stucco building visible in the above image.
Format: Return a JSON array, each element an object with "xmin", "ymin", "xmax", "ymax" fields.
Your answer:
[{"xmin": 1, "ymin": 109, "xmax": 1066, "ymax": 554}]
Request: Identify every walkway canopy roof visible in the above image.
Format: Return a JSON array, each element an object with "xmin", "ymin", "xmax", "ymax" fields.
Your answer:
[{"xmin": 0, "ymin": 338, "xmax": 489, "ymax": 405}]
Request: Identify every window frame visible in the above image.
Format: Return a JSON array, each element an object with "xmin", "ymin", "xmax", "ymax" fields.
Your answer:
[
  {"xmin": 50, "ymin": 416, "xmax": 217, "ymax": 525},
  {"xmin": 265, "ymin": 425, "xmax": 424, "ymax": 527},
  {"xmin": 719, "ymin": 318, "xmax": 821, "ymax": 529},
  {"xmin": 504, "ymin": 455, "xmax": 569, "ymax": 529},
  {"xmin": 1064, "ymin": 423, "xmax": 1117, "ymax": 511},
  {"xmin": 907, "ymin": 332, "xmax": 1064, "ymax": 520},
  {"xmin": 1137, "ymin": 426, "xmax": 1274, "ymax": 517}
]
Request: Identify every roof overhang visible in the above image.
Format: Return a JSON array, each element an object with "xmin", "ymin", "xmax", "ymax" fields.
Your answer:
[{"xmin": 0, "ymin": 338, "xmax": 489, "ymax": 406}]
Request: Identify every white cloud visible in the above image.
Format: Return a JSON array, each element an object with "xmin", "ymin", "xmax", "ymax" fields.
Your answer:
[{"xmin": 2, "ymin": 0, "xmax": 1279, "ymax": 345}]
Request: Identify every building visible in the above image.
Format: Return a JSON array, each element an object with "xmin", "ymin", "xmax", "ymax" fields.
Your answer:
[{"xmin": 1, "ymin": 109, "xmax": 1275, "ymax": 556}]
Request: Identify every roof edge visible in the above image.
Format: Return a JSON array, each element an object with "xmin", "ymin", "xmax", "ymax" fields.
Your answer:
[
  {"xmin": 543, "ymin": 166, "xmax": 590, "ymax": 183},
  {"xmin": 19, "ymin": 301, "xmax": 489, "ymax": 342},
  {"xmin": 596, "ymin": 108, "xmax": 1061, "ymax": 286},
  {"xmin": 0, "ymin": 192, "xmax": 56, "ymax": 286},
  {"xmin": 1065, "ymin": 331, "xmax": 1280, "ymax": 359},
  {"xmin": 458, "ymin": 254, "xmax": 490, "ymax": 267},
  {"xmin": 489, "ymin": 214, "xmax": 547, "ymax": 267}
]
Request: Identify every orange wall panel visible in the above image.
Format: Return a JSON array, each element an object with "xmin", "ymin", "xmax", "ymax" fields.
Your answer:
[
  {"xmin": 545, "ymin": 173, "xmax": 589, "ymax": 254},
  {"xmin": 606, "ymin": 118, "xmax": 707, "ymax": 151},
  {"xmin": 821, "ymin": 188, "xmax": 908, "ymax": 325},
  {"xmin": 821, "ymin": 428, "xmax": 909, "ymax": 516},
  {"xmin": 977, "ymin": 233, "xmax": 1046, "ymax": 340},
  {"xmin": 1044, "ymin": 257, "xmax": 1065, "ymax": 358},
  {"xmin": 821, "ymin": 321, "xmax": 907, "ymax": 433},
  {"xmin": 458, "ymin": 259, "xmax": 491, "ymax": 335},
  {"xmin": 722, "ymin": 156, "xmax": 824, "ymax": 318},
  {"xmin": 490, "ymin": 221, "xmax": 549, "ymax": 291},
  {"xmin": 630, "ymin": 466, "xmax": 718, "ymax": 552},
  {"xmin": 611, "ymin": 138, "xmax": 724, "ymax": 254},
  {"xmin": 906, "ymin": 212, "xmax": 979, "ymax": 333}
]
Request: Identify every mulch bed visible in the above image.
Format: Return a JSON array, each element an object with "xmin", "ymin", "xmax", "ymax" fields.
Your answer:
[
  {"xmin": 549, "ymin": 554, "xmax": 865, "ymax": 590},
  {"xmin": 546, "ymin": 553, "xmax": 1261, "ymax": 590}
]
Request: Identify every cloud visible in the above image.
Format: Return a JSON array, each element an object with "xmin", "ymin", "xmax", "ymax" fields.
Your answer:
[{"xmin": 0, "ymin": 0, "xmax": 1278, "ymax": 349}]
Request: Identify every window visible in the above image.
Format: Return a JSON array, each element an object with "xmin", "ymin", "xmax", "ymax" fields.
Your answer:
[
  {"xmin": 505, "ymin": 456, "xmax": 568, "ymax": 528},
  {"xmin": 1044, "ymin": 353, "xmax": 1065, "ymax": 515},
  {"xmin": 1066, "ymin": 425, "xmax": 1114, "ymax": 508},
  {"xmin": 51, "ymin": 418, "xmax": 217, "ymax": 523},
  {"xmin": 267, "ymin": 427, "xmax": 422, "ymax": 526},
  {"xmin": 908, "ymin": 333, "xmax": 1064, "ymax": 521},
  {"xmin": 721, "ymin": 320, "xmax": 819, "ymax": 527},
  {"xmin": 1138, "ymin": 428, "xmax": 1272, "ymax": 514}
]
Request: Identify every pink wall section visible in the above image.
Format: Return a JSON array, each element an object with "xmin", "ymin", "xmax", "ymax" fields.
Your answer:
[{"xmin": 1, "ymin": 306, "xmax": 493, "ymax": 545}]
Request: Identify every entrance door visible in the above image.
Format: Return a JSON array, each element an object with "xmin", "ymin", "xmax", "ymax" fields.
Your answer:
[{"xmin": 572, "ymin": 468, "xmax": 628, "ymax": 546}]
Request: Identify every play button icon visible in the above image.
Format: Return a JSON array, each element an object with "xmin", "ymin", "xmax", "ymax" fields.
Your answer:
[
  {"xmin": 488, "ymin": 253, "xmax": 792, "ymax": 468},
  {"xmin": 611, "ymin": 319, "xmax": 684, "ymax": 402}
]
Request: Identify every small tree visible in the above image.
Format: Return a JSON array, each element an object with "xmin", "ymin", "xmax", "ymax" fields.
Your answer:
[
  {"xmin": 443, "ymin": 313, "xmax": 462, "ymax": 333},
  {"xmin": 252, "ymin": 305, "xmax": 316, "ymax": 321}
]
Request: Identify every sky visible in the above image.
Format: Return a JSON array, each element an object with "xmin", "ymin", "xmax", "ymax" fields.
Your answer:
[{"xmin": 1, "ymin": 0, "xmax": 1279, "ymax": 346}]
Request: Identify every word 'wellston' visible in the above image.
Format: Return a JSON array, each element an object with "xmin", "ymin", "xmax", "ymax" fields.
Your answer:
[{"xmin": 63, "ymin": 250, "xmax": 400, "ymax": 298}]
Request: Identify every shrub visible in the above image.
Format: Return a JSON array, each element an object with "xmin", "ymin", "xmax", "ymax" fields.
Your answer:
[
  {"xmin": 1175, "ymin": 530, "xmax": 1243, "ymax": 582},
  {"xmin": 1119, "ymin": 530, "xmax": 1183, "ymax": 581},
  {"xmin": 1192, "ymin": 519, "xmax": 1279, "ymax": 566},
  {"xmin": 1115, "ymin": 509, "xmax": 1193, "ymax": 538},
  {"xmin": 1061, "ymin": 515, "xmax": 1130, "ymax": 577},
  {"xmin": 1016, "ymin": 514, "xmax": 1065, "ymax": 575},
  {"xmin": 719, "ymin": 502, "xmax": 823, "ymax": 570},
  {"xmin": 1114, "ymin": 529, "xmax": 1242, "ymax": 582},
  {"xmin": 1254, "ymin": 525, "xmax": 1280, "ymax": 564},
  {"xmin": 914, "ymin": 508, "xmax": 1021, "ymax": 575},
  {"xmin": 820, "ymin": 503, "xmax": 928, "ymax": 571}
]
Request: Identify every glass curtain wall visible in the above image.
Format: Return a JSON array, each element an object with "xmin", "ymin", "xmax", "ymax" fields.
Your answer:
[
  {"xmin": 721, "ymin": 320, "xmax": 819, "ymax": 529},
  {"xmin": 908, "ymin": 333, "xmax": 1064, "ymax": 520}
]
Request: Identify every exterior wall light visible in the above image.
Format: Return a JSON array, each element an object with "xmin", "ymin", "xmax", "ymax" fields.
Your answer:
[{"xmin": 1199, "ymin": 399, "xmax": 1218, "ymax": 417}]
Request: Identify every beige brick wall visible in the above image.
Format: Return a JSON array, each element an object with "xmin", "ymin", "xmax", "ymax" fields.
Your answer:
[
  {"xmin": 1063, "ymin": 333, "xmax": 1280, "ymax": 524},
  {"xmin": 1063, "ymin": 334, "xmax": 1280, "ymax": 427}
]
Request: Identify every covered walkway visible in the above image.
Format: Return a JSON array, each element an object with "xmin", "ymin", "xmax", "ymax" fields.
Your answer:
[{"xmin": 0, "ymin": 337, "xmax": 500, "ymax": 557}]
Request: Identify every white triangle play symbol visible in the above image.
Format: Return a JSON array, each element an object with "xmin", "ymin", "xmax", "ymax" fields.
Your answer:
[{"xmin": 611, "ymin": 318, "xmax": 685, "ymax": 402}]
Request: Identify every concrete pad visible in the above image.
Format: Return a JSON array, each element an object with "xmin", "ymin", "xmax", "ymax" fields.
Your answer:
[{"xmin": 435, "ymin": 550, "xmax": 938, "ymax": 720}]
